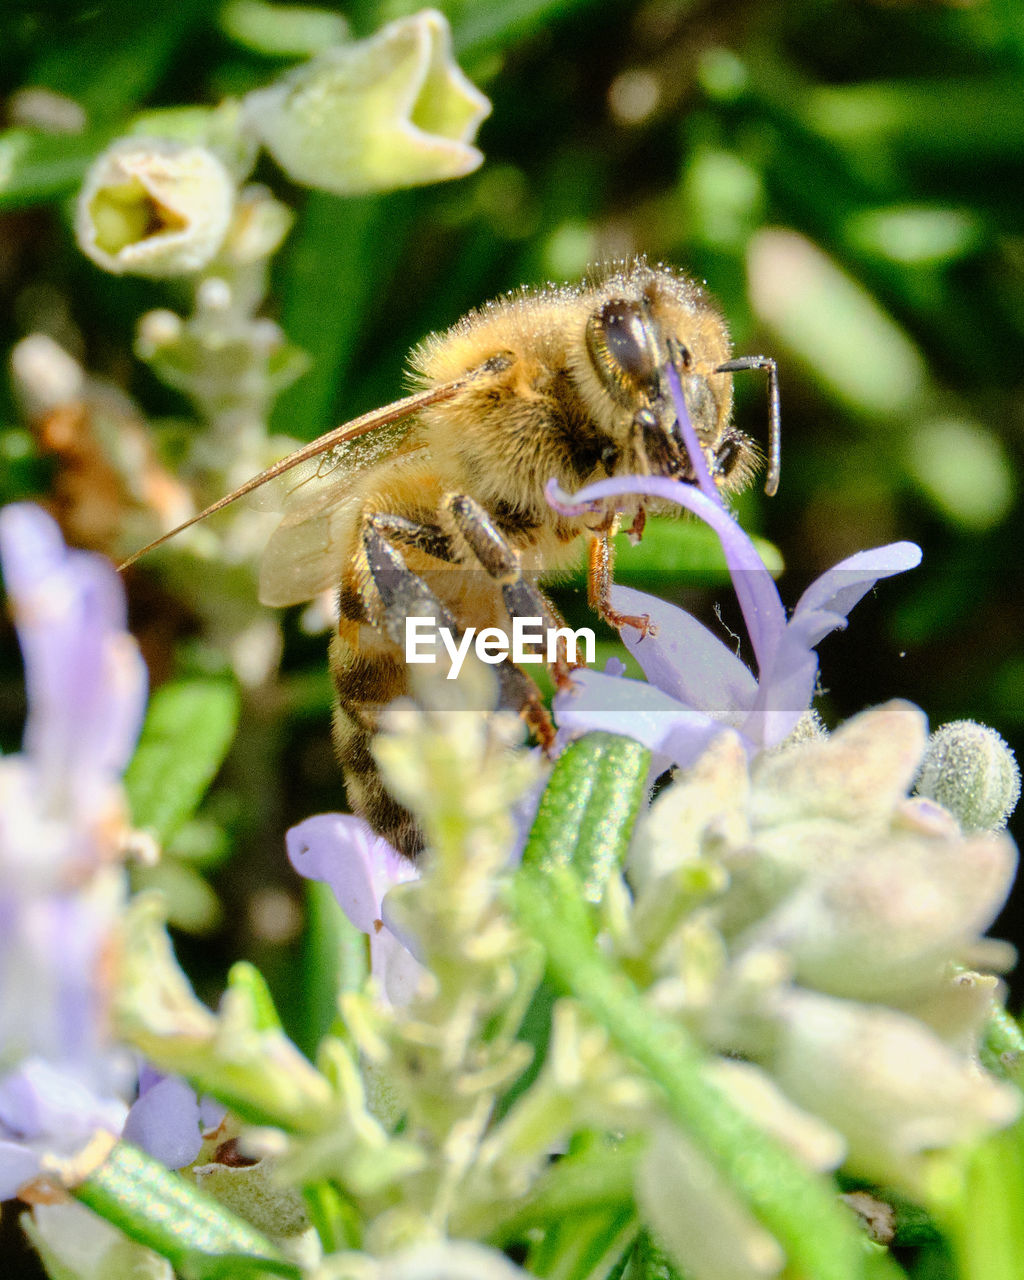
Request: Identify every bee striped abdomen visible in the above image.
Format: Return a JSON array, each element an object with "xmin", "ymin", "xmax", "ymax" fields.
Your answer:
[{"xmin": 330, "ymin": 626, "xmax": 423, "ymax": 858}]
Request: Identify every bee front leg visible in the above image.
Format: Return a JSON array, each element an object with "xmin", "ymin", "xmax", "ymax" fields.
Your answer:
[{"xmin": 587, "ymin": 530, "xmax": 656, "ymax": 639}]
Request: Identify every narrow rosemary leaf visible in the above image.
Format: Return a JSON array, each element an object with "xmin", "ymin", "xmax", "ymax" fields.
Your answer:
[
  {"xmin": 522, "ymin": 732, "xmax": 650, "ymax": 901},
  {"xmin": 74, "ymin": 1141, "xmax": 298, "ymax": 1278},
  {"xmin": 511, "ymin": 866, "xmax": 901, "ymax": 1280},
  {"xmin": 943, "ymin": 1120, "xmax": 1024, "ymax": 1280},
  {"xmin": 982, "ymin": 1006, "xmax": 1024, "ymax": 1084},
  {"xmin": 527, "ymin": 1205, "xmax": 638, "ymax": 1280}
]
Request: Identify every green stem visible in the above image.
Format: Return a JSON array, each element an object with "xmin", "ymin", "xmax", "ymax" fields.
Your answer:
[{"xmin": 511, "ymin": 866, "xmax": 898, "ymax": 1280}]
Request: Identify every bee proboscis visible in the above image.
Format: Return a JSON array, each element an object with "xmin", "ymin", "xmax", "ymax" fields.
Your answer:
[{"xmin": 121, "ymin": 259, "xmax": 779, "ymax": 858}]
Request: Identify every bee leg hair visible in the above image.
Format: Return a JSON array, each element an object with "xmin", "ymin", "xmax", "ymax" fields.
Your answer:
[
  {"xmin": 443, "ymin": 493, "xmax": 579, "ymax": 693},
  {"xmin": 587, "ymin": 531, "xmax": 655, "ymax": 639},
  {"xmin": 362, "ymin": 515, "xmax": 556, "ymax": 748}
]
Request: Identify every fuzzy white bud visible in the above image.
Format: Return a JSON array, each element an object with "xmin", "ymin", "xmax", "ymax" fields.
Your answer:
[{"xmin": 916, "ymin": 720, "xmax": 1021, "ymax": 833}]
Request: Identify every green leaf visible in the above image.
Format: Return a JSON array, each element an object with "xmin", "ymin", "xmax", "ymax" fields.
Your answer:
[
  {"xmin": 527, "ymin": 1206, "xmax": 637, "ymax": 1280},
  {"xmin": 74, "ymin": 1142, "xmax": 298, "ymax": 1279},
  {"xmin": 0, "ymin": 128, "xmax": 112, "ymax": 210},
  {"xmin": 133, "ymin": 858, "xmax": 223, "ymax": 934},
  {"xmin": 485, "ymin": 1136, "xmax": 643, "ymax": 1242},
  {"xmin": 273, "ymin": 191, "xmax": 414, "ymax": 440},
  {"xmin": 522, "ymin": 732, "xmax": 650, "ymax": 903},
  {"xmin": 297, "ymin": 878, "xmax": 368, "ymax": 1058},
  {"xmin": 302, "ymin": 1180, "xmax": 362, "ymax": 1253},
  {"xmin": 942, "ymin": 1121, "xmax": 1024, "ymax": 1280},
  {"xmin": 220, "ymin": 0, "xmax": 349, "ymax": 58},
  {"xmin": 564, "ymin": 517, "xmax": 783, "ymax": 585},
  {"xmin": 26, "ymin": 0, "xmax": 208, "ymax": 123},
  {"xmin": 228, "ymin": 960, "xmax": 284, "ymax": 1033},
  {"xmin": 510, "ymin": 866, "xmax": 901, "ymax": 1280},
  {"xmin": 453, "ymin": 0, "xmax": 607, "ymax": 57},
  {"xmin": 982, "ymin": 1006, "xmax": 1024, "ymax": 1085},
  {"xmin": 125, "ymin": 679, "xmax": 241, "ymax": 845}
]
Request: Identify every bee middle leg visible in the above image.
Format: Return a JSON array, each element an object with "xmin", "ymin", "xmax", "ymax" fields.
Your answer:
[{"xmin": 443, "ymin": 493, "xmax": 582, "ymax": 701}]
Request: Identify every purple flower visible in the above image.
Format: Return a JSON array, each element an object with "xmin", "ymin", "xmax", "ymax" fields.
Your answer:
[
  {"xmin": 0, "ymin": 506, "xmax": 202, "ymax": 1195},
  {"xmin": 547, "ymin": 365, "xmax": 921, "ymax": 770},
  {"xmin": 287, "ymin": 814, "xmax": 424, "ymax": 1006},
  {"xmin": 0, "ymin": 504, "xmax": 147, "ymax": 890},
  {"xmin": 0, "ymin": 1058, "xmax": 128, "ymax": 1200},
  {"xmin": 122, "ymin": 1069, "xmax": 221, "ymax": 1170}
]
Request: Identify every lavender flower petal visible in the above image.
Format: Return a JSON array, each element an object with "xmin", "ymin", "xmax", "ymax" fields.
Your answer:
[
  {"xmin": 664, "ymin": 355, "xmax": 720, "ymax": 504},
  {"xmin": 553, "ymin": 667, "xmax": 727, "ymax": 772},
  {"xmin": 0, "ymin": 1141, "xmax": 41, "ymax": 1201},
  {"xmin": 287, "ymin": 813, "xmax": 416, "ymax": 933},
  {"xmin": 0, "ymin": 1059, "xmax": 127, "ymax": 1198},
  {"xmin": 0, "ymin": 505, "xmax": 147, "ymax": 794},
  {"xmin": 287, "ymin": 814, "xmax": 423, "ymax": 1003},
  {"xmin": 612, "ymin": 584, "xmax": 758, "ymax": 714},
  {"xmin": 740, "ymin": 610, "xmax": 842, "ymax": 749},
  {"xmin": 0, "ymin": 506, "xmax": 154, "ymax": 1200},
  {"xmin": 793, "ymin": 543, "xmax": 923, "ymax": 623},
  {"xmin": 547, "ymin": 475, "xmax": 921, "ymax": 766},
  {"xmin": 546, "ymin": 477, "xmax": 787, "ymax": 673},
  {"xmin": 122, "ymin": 1075, "xmax": 203, "ymax": 1169},
  {"xmin": 0, "ymin": 1059, "xmax": 125, "ymax": 1142}
]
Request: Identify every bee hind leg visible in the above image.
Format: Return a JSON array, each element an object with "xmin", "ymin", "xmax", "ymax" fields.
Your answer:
[
  {"xmin": 363, "ymin": 513, "xmax": 556, "ymax": 749},
  {"xmin": 363, "ymin": 519, "xmax": 457, "ymax": 645}
]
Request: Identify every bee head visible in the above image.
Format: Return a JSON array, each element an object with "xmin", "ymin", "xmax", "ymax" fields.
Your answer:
[
  {"xmin": 585, "ymin": 294, "xmax": 731, "ymax": 483},
  {"xmin": 585, "ymin": 299, "xmax": 663, "ymax": 405}
]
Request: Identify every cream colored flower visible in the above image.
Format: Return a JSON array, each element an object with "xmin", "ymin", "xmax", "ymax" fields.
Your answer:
[
  {"xmin": 244, "ymin": 9, "xmax": 491, "ymax": 196},
  {"xmin": 76, "ymin": 139, "xmax": 234, "ymax": 277}
]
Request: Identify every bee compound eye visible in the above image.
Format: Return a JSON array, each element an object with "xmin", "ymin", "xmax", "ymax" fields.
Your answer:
[{"xmin": 587, "ymin": 299, "xmax": 661, "ymax": 398}]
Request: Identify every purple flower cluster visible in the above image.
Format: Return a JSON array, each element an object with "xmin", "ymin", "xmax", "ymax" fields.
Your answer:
[{"xmin": 0, "ymin": 506, "xmax": 208, "ymax": 1199}]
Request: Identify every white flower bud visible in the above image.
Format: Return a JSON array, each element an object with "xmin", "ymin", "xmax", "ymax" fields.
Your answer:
[
  {"xmin": 736, "ymin": 831, "xmax": 1017, "ymax": 1005},
  {"xmin": 220, "ymin": 183, "xmax": 293, "ymax": 264},
  {"xmin": 916, "ymin": 720, "xmax": 1021, "ymax": 833},
  {"xmin": 136, "ymin": 309, "xmax": 183, "ymax": 357},
  {"xmin": 751, "ymin": 701, "xmax": 928, "ymax": 829},
  {"xmin": 10, "ymin": 334, "xmax": 84, "ymax": 417},
  {"xmin": 767, "ymin": 989, "xmax": 1020, "ymax": 1190},
  {"xmin": 243, "ymin": 9, "xmax": 491, "ymax": 196},
  {"xmin": 632, "ymin": 729, "xmax": 749, "ymax": 887},
  {"xmin": 707, "ymin": 1058, "xmax": 846, "ymax": 1171},
  {"xmin": 25, "ymin": 1201, "xmax": 173, "ymax": 1280},
  {"xmin": 76, "ymin": 139, "xmax": 235, "ymax": 277}
]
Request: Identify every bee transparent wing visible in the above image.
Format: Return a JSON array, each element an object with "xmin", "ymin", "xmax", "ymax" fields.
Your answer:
[
  {"xmin": 257, "ymin": 422, "xmax": 424, "ymax": 606},
  {"xmin": 118, "ymin": 374, "xmax": 477, "ymax": 576}
]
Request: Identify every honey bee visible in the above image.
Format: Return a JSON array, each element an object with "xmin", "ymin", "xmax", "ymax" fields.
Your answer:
[{"xmin": 122, "ymin": 259, "xmax": 779, "ymax": 858}]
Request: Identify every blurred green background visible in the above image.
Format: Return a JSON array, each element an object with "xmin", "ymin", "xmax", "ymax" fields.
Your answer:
[{"xmin": 2, "ymin": 0, "xmax": 1023, "ymax": 1090}]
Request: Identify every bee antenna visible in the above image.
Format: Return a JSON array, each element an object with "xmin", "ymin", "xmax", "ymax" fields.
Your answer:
[{"xmin": 715, "ymin": 355, "xmax": 780, "ymax": 497}]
